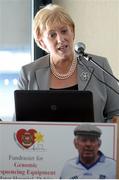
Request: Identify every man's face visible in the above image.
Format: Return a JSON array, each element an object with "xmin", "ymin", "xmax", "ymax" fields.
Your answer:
[{"xmin": 74, "ymin": 136, "xmax": 101, "ymax": 165}]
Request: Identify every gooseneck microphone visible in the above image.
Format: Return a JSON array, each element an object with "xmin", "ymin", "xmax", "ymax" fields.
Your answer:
[
  {"xmin": 75, "ymin": 42, "xmax": 119, "ymax": 83},
  {"xmin": 75, "ymin": 42, "xmax": 119, "ymax": 95},
  {"xmin": 75, "ymin": 42, "xmax": 86, "ymax": 55}
]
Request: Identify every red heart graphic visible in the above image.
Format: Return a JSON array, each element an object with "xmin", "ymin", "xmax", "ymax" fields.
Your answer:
[{"xmin": 16, "ymin": 129, "xmax": 37, "ymax": 149}]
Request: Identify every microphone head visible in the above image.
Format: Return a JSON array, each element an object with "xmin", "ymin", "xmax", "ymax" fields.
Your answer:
[{"xmin": 75, "ymin": 42, "xmax": 86, "ymax": 54}]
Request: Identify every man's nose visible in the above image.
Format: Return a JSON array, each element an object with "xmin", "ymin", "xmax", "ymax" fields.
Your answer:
[{"xmin": 85, "ymin": 140, "xmax": 92, "ymax": 146}]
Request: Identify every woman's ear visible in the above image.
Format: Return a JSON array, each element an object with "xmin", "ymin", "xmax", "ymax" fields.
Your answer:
[
  {"xmin": 73, "ymin": 32, "xmax": 75, "ymax": 40},
  {"xmin": 37, "ymin": 38, "xmax": 49, "ymax": 53},
  {"xmin": 39, "ymin": 38, "xmax": 47, "ymax": 49}
]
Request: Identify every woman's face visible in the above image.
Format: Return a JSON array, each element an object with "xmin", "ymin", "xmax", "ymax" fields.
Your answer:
[{"xmin": 40, "ymin": 24, "xmax": 75, "ymax": 59}]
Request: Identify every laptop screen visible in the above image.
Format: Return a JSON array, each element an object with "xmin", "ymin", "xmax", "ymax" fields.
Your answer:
[{"xmin": 14, "ymin": 90, "xmax": 94, "ymax": 122}]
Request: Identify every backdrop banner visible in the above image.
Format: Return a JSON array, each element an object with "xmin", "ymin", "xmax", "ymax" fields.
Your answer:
[{"xmin": 0, "ymin": 122, "xmax": 117, "ymax": 179}]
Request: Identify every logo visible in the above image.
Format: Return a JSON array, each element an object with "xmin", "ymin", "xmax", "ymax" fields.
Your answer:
[
  {"xmin": 80, "ymin": 72, "xmax": 89, "ymax": 81},
  {"xmin": 15, "ymin": 128, "xmax": 44, "ymax": 149},
  {"xmin": 99, "ymin": 175, "xmax": 106, "ymax": 179}
]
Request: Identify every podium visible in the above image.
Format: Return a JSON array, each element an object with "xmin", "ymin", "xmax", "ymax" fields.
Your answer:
[
  {"xmin": 113, "ymin": 118, "xmax": 119, "ymax": 179},
  {"xmin": 0, "ymin": 121, "xmax": 118, "ymax": 179}
]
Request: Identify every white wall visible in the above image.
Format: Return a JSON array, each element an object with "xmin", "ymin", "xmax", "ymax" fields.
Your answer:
[{"xmin": 53, "ymin": 0, "xmax": 119, "ymax": 79}]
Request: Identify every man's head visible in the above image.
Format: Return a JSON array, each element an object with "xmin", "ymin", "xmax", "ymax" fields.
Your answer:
[{"xmin": 74, "ymin": 124, "xmax": 102, "ymax": 165}]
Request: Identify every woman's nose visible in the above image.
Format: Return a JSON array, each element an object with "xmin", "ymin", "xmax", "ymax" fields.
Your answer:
[{"xmin": 57, "ymin": 33, "xmax": 64, "ymax": 43}]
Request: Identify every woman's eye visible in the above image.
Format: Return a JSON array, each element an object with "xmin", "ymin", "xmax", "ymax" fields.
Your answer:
[
  {"xmin": 49, "ymin": 32, "xmax": 56, "ymax": 38},
  {"xmin": 62, "ymin": 29, "xmax": 68, "ymax": 34}
]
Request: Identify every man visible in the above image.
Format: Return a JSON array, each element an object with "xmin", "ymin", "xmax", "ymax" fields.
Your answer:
[{"xmin": 60, "ymin": 124, "xmax": 116, "ymax": 179}]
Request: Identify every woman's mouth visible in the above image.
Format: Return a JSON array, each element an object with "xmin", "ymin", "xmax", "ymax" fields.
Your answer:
[{"xmin": 58, "ymin": 44, "xmax": 68, "ymax": 51}]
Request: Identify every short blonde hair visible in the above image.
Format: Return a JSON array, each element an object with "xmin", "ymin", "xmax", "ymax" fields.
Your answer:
[{"xmin": 33, "ymin": 4, "xmax": 75, "ymax": 48}]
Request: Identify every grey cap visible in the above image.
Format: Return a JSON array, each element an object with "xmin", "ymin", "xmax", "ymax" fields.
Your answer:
[{"xmin": 74, "ymin": 124, "xmax": 102, "ymax": 137}]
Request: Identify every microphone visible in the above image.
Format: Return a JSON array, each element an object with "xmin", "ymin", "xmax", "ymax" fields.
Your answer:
[
  {"xmin": 75, "ymin": 42, "xmax": 119, "ymax": 94},
  {"xmin": 75, "ymin": 42, "xmax": 86, "ymax": 55}
]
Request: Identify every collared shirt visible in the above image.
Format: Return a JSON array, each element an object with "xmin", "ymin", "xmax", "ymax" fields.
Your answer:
[{"xmin": 60, "ymin": 151, "xmax": 116, "ymax": 179}]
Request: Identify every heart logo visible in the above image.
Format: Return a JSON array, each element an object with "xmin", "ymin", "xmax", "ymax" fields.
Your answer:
[{"xmin": 15, "ymin": 129, "xmax": 37, "ymax": 149}]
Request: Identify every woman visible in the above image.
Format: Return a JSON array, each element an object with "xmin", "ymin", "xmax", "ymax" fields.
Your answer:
[{"xmin": 17, "ymin": 4, "xmax": 119, "ymax": 122}]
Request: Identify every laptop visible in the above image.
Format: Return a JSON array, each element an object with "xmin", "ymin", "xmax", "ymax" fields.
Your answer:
[{"xmin": 14, "ymin": 90, "xmax": 94, "ymax": 122}]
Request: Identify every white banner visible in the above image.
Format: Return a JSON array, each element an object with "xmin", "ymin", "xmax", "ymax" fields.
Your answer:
[{"xmin": 0, "ymin": 122, "xmax": 117, "ymax": 179}]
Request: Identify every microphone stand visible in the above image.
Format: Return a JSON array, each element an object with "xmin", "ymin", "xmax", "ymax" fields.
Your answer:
[
  {"xmin": 76, "ymin": 52, "xmax": 119, "ymax": 95},
  {"xmin": 78, "ymin": 52, "xmax": 119, "ymax": 84}
]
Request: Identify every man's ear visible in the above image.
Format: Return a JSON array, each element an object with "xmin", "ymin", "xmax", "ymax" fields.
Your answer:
[
  {"xmin": 98, "ymin": 139, "xmax": 102, "ymax": 148},
  {"xmin": 74, "ymin": 138, "xmax": 79, "ymax": 149}
]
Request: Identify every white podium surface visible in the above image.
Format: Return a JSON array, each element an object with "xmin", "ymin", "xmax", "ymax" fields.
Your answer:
[{"xmin": 0, "ymin": 122, "xmax": 117, "ymax": 179}]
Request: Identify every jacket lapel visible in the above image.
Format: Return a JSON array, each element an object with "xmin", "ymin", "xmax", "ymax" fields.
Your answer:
[
  {"xmin": 34, "ymin": 55, "xmax": 94, "ymax": 90},
  {"xmin": 35, "ymin": 55, "xmax": 50, "ymax": 90},
  {"xmin": 35, "ymin": 67, "xmax": 50, "ymax": 90},
  {"xmin": 77, "ymin": 61, "xmax": 94, "ymax": 90}
]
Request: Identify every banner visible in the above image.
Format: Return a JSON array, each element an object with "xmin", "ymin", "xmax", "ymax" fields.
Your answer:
[{"xmin": 0, "ymin": 122, "xmax": 117, "ymax": 179}]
